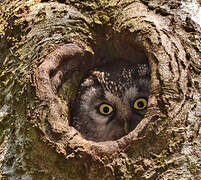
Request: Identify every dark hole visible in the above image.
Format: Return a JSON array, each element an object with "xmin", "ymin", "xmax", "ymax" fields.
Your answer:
[{"xmin": 68, "ymin": 32, "xmax": 151, "ymax": 142}]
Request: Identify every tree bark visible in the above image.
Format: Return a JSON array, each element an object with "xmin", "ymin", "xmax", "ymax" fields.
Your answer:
[{"xmin": 0, "ymin": 0, "xmax": 201, "ymax": 179}]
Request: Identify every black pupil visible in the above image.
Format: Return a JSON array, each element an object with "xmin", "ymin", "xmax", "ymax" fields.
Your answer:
[
  {"xmin": 103, "ymin": 106, "xmax": 110, "ymax": 113},
  {"xmin": 137, "ymin": 101, "xmax": 144, "ymax": 108}
]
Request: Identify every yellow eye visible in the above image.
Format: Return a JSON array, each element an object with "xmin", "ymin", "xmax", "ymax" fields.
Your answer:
[
  {"xmin": 133, "ymin": 98, "xmax": 147, "ymax": 110},
  {"xmin": 98, "ymin": 103, "xmax": 114, "ymax": 115}
]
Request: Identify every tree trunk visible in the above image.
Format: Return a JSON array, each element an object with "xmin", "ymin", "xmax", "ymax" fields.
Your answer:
[{"xmin": 0, "ymin": 0, "xmax": 201, "ymax": 179}]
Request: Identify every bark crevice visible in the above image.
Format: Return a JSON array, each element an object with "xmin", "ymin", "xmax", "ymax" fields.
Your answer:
[{"xmin": 0, "ymin": 0, "xmax": 201, "ymax": 179}]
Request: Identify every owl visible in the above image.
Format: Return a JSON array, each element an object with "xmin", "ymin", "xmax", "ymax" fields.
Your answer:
[{"xmin": 71, "ymin": 60, "xmax": 151, "ymax": 142}]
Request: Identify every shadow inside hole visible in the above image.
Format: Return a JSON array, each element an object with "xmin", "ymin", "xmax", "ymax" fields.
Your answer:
[
  {"xmin": 69, "ymin": 57, "xmax": 151, "ymax": 142},
  {"xmin": 51, "ymin": 30, "xmax": 152, "ymax": 142}
]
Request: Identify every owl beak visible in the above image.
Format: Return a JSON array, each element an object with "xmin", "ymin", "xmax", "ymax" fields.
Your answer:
[{"xmin": 124, "ymin": 120, "xmax": 129, "ymax": 134}]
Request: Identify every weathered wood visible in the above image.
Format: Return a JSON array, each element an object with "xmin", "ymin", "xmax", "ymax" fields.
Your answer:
[{"xmin": 0, "ymin": 0, "xmax": 201, "ymax": 179}]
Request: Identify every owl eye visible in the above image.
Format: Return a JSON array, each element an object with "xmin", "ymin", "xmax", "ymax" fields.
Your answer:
[
  {"xmin": 133, "ymin": 98, "xmax": 147, "ymax": 110},
  {"xmin": 98, "ymin": 103, "xmax": 114, "ymax": 115}
]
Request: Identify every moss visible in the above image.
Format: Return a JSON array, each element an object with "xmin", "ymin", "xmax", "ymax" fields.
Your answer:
[
  {"xmin": 99, "ymin": 15, "xmax": 110, "ymax": 24},
  {"xmin": 0, "ymin": 0, "xmax": 200, "ymax": 179},
  {"xmin": 187, "ymin": 161, "xmax": 197, "ymax": 175}
]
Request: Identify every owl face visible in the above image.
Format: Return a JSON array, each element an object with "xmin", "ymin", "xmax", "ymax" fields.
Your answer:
[{"xmin": 71, "ymin": 61, "xmax": 150, "ymax": 142}]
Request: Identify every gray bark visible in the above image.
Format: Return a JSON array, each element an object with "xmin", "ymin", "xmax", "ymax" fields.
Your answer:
[{"xmin": 0, "ymin": 0, "xmax": 201, "ymax": 179}]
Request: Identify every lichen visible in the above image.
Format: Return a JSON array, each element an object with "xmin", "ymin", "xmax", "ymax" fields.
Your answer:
[{"xmin": 0, "ymin": 0, "xmax": 200, "ymax": 179}]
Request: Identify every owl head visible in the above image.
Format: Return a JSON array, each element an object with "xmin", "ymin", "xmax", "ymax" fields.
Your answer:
[{"xmin": 71, "ymin": 61, "xmax": 151, "ymax": 142}]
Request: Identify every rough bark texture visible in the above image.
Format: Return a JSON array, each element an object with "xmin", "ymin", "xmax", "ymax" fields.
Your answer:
[{"xmin": 0, "ymin": 0, "xmax": 201, "ymax": 179}]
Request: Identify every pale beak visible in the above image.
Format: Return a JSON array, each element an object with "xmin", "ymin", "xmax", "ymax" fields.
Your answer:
[{"xmin": 124, "ymin": 120, "xmax": 129, "ymax": 134}]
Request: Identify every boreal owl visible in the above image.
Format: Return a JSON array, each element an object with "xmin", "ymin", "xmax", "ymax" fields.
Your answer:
[{"xmin": 71, "ymin": 60, "xmax": 151, "ymax": 142}]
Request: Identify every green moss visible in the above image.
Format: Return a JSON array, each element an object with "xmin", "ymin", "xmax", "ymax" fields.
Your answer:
[
  {"xmin": 93, "ymin": 15, "xmax": 103, "ymax": 25},
  {"xmin": 99, "ymin": 15, "xmax": 110, "ymax": 24},
  {"xmin": 188, "ymin": 161, "xmax": 197, "ymax": 175}
]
